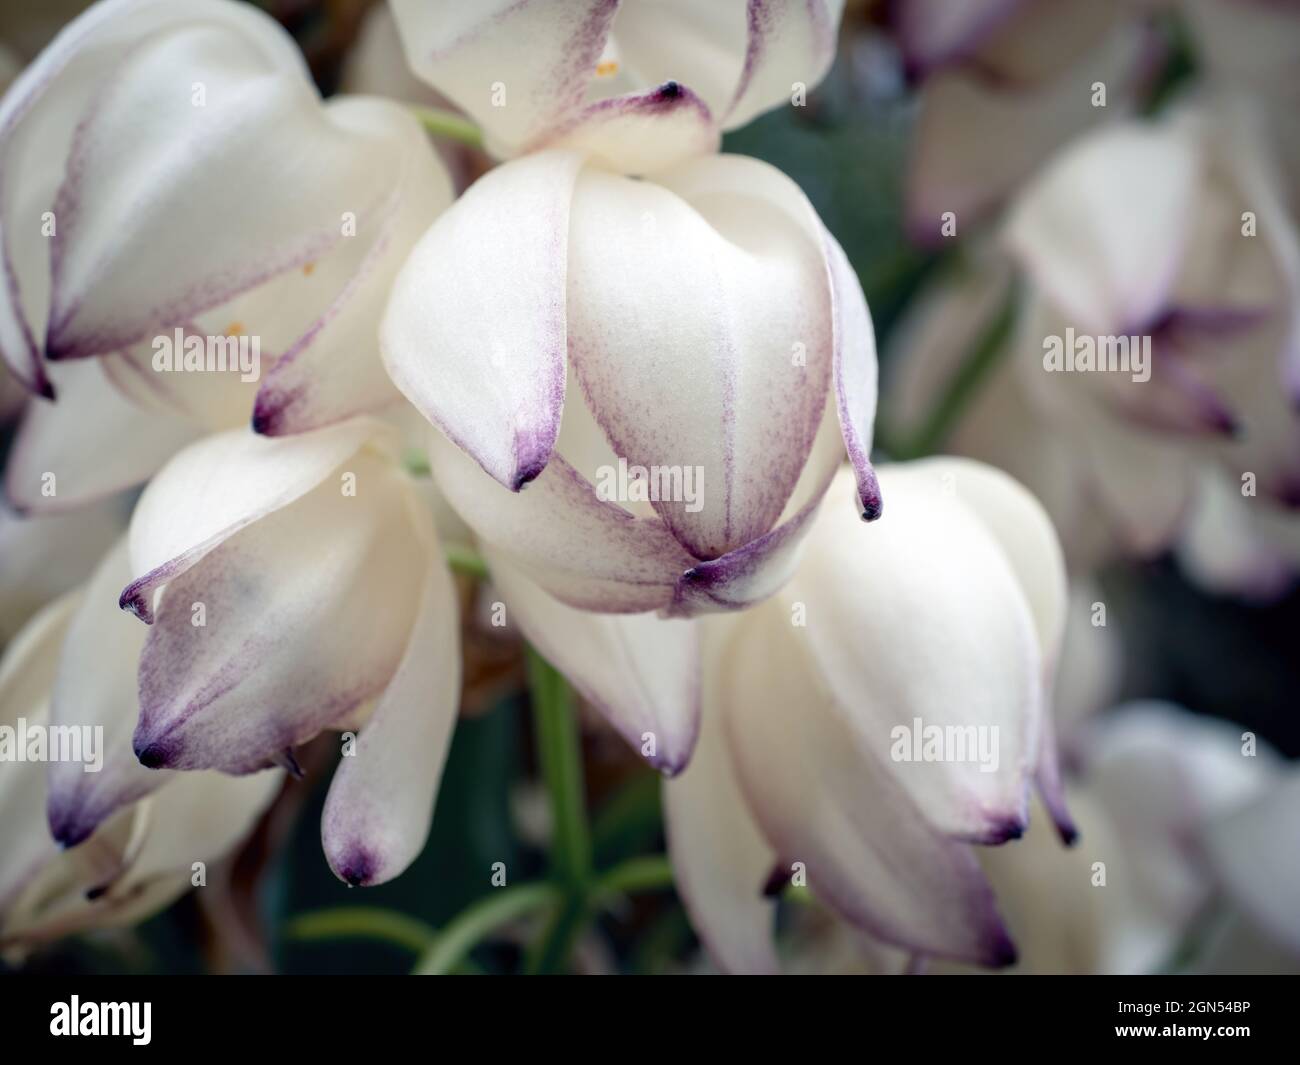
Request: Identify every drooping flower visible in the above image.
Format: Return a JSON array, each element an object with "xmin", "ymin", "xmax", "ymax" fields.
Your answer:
[
  {"xmin": 389, "ymin": 0, "xmax": 845, "ymax": 174},
  {"xmin": 0, "ymin": 581, "xmax": 281, "ymax": 956},
  {"xmin": 114, "ymin": 419, "xmax": 461, "ymax": 888},
  {"xmin": 481, "ymin": 459, "xmax": 1072, "ymax": 969},
  {"xmin": 888, "ymin": 101, "xmax": 1300, "ymax": 589},
  {"xmin": 895, "ymin": 0, "xmax": 1154, "ymax": 241},
  {"xmin": 384, "ymin": 149, "xmax": 881, "ymax": 618},
  {"xmin": 0, "ymin": 0, "xmax": 451, "ymax": 512}
]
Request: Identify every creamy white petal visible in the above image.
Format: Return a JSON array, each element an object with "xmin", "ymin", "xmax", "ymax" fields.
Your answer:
[
  {"xmin": 567, "ymin": 155, "xmax": 832, "ymax": 558},
  {"xmin": 46, "ymin": 538, "xmax": 169, "ymax": 848},
  {"xmin": 428, "ymin": 425, "xmax": 692, "ymax": 613},
  {"xmin": 40, "ymin": 10, "xmax": 396, "ymax": 366},
  {"xmin": 252, "ymin": 98, "xmax": 454, "ymax": 435},
  {"xmin": 484, "ymin": 546, "xmax": 699, "ymax": 773},
  {"xmin": 1003, "ymin": 117, "xmax": 1201, "ymax": 333},
  {"xmin": 777, "ymin": 464, "xmax": 1042, "ymax": 842},
  {"xmin": 390, "ymin": 0, "xmax": 619, "ymax": 157},
  {"xmin": 0, "ymin": 494, "xmax": 125, "ymax": 641},
  {"xmin": 322, "ymin": 552, "xmax": 460, "ymax": 887},
  {"xmin": 382, "ymin": 151, "xmax": 584, "ymax": 490},
  {"xmin": 5, "ymin": 358, "xmax": 197, "ymax": 514},
  {"xmin": 132, "ymin": 452, "xmax": 428, "ymax": 773},
  {"xmin": 719, "ymin": 593, "xmax": 1018, "ymax": 965},
  {"xmin": 663, "ymin": 616, "xmax": 777, "ymax": 974},
  {"xmin": 121, "ymin": 419, "xmax": 387, "ymax": 622},
  {"xmin": 1202, "ymin": 771, "xmax": 1300, "ymax": 955}
]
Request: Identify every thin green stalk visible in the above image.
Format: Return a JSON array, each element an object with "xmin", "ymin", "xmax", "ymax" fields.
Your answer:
[
  {"xmin": 444, "ymin": 542, "xmax": 490, "ymax": 581},
  {"xmin": 285, "ymin": 906, "xmax": 437, "ymax": 955},
  {"xmin": 411, "ymin": 882, "xmax": 562, "ymax": 975},
  {"xmin": 889, "ymin": 279, "xmax": 1019, "ymax": 460},
  {"xmin": 591, "ymin": 854, "xmax": 675, "ymax": 907},
  {"xmin": 526, "ymin": 648, "xmax": 592, "ymax": 888},
  {"xmin": 410, "ymin": 106, "xmax": 484, "ymax": 148}
]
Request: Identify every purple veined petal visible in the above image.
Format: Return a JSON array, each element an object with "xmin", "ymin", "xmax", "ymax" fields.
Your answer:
[
  {"xmin": 0, "ymin": 0, "xmax": 309, "ymax": 397},
  {"xmin": 720, "ymin": 0, "xmax": 842, "ymax": 131},
  {"xmin": 252, "ymin": 98, "xmax": 454, "ymax": 436},
  {"xmin": 4, "ymin": 357, "xmax": 198, "ymax": 515},
  {"xmin": 483, "ymin": 546, "xmax": 701, "ymax": 774},
  {"xmin": 119, "ymin": 418, "xmax": 387, "ymax": 623},
  {"xmin": 567, "ymin": 154, "xmax": 833, "ymax": 560},
  {"xmin": 47, "ymin": 538, "xmax": 171, "ymax": 849},
  {"xmin": 1202, "ymin": 771, "xmax": 1300, "ymax": 956},
  {"xmin": 663, "ymin": 615, "xmax": 778, "ymax": 974},
  {"xmin": 321, "ymin": 552, "xmax": 460, "ymax": 887},
  {"xmin": 529, "ymin": 81, "xmax": 720, "ymax": 175},
  {"xmin": 895, "ymin": 0, "xmax": 1026, "ymax": 77},
  {"xmin": 427, "ymin": 426, "xmax": 693, "ymax": 613},
  {"xmin": 776, "ymin": 464, "xmax": 1042, "ymax": 845},
  {"xmin": 822, "ymin": 228, "xmax": 882, "ymax": 520},
  {"xmin": 38, "ymin": 7, "xmax": 400, "ymax": 366},
  {"xmin": 666, "ymin": 392, "xmax": 843, "ymax": 617},
  {"xmin": 718, "ymin": 593, "xmax": 1019, "ymax": 966},
  {"xmin": 1002, "ymin": 115, "xmax": 1201, "ymax": 335},
  {"xmin": 131, "ymin": 450, "xmax": 430, "ymax": 774},
  {"xmin": 390, "ymin": 0, "xmax": 619, "ymax": 158},
  {"xmin": 382, "ymin": 150, "xmax": 585, "ymax": 491},
  {"xmin": 908, "ymin": 21, "xmax": 1152, "ymax": 242}
]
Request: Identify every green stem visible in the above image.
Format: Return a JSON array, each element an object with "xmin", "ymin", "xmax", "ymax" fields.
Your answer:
[
  {"xmin": 411, "ymin": 882, "xmax": 562, "ymax": 975},
  {"xmin": 444, "ymin": 542, "xmax": 490, "ymax": 581},
  {"xmin": 890, "ymin": 279, "xmax": 1019, "ymax": 460},
  {"xmin": 285, "ymin": 906, "xmax": 437, "ymax": 955},
  {"xmin": 591, "ymin": 854, "xmax": 675, "ymax": 907},
  {"xmin": 526, "ymin": 648, "xmax": 592, "ymax": 888},
  {"xmin": 410, "ymin": 106, "xmax": 484, "ymax": 148}
]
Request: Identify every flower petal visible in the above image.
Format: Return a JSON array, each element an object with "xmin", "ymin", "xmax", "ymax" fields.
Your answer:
[
  {"xmin": 132, "ymin": 451, "xmax": 428, "ymax": 774},
  {"xmin": 567, "ymin": 154, "xmax": 833, "ymax": 558},
  {"xmin": 663, "ymin": 617, "xmax": 777, "ymax": 973},
  {"xmin": 1202, "ymin": 771, "xmax": 1300, "ymax": 955},
  {"xmin": 5, "ymin": 358, "xmax": 197, "ymax": 514},
  {"xmin": 41, "ymin": 8, "xmax": 398, "ymax": 364},
  {"xmin": 120, "ymin": 419, "xmax": 386, "ymax": 622},
  {"xmin": 427, "ymin": 425, "xmax": 693, "ymax": 613},
  {"xmin": 390, "ymin": 0, "xmax": 619, "ymax": 157},
  {"xmin": 322, "ymin": 552, "xmax": 460, "ymax": 887},
  {"xmin": 0, "ymin": 494, "xmax": 125, "ymax": 641},
  {"xmin": 533, "ymin": 81, "xmax": 719, "ymax": 175},
  {"xmin": 776, "ymin": 464, "xmax": 1044, "ymax": 843},
  {"xmin": 252, "ymin": 98, "xmax": 454, "ymax": 435},
  {"xmin": 381, "ymin": 150, "xmax": 584, "ymax": 490},
  {"xmin": 719, "ymin": 593, "xmax": 1018, "ymax": 965},
  {"xmin": 47, "ymin": 538, "xmax": 170, "ymax": 848},
  {"xmin": 1003, "ymin": 116, "xmax": 1201, "ymax": 333},
  {"xmin": 483, "ymin": 546, "xmax": 700, "ymax": 773}
]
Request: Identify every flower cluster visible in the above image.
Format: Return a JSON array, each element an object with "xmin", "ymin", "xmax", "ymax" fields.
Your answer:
[{"xmin": 1, "ymin": 0, "xmax": 1296, "ymax": 976}]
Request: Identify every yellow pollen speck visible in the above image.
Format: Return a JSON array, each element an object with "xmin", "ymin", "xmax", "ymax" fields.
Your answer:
[
  {"xmin": 595, "ymin": 60, "xmax": 618, "ymax": 77},
  {"xmin": 225, "ymin": 322, "xmax": 244, "ymax": 337},
  {"xmin": 303, "ymin": 262, "xmax": 315, "ymax": 276}
]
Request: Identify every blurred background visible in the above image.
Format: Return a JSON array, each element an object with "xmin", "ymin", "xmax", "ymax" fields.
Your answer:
[{"xmin": 2, "ymin": 0, "xmax": 1297, "ymax": 975}]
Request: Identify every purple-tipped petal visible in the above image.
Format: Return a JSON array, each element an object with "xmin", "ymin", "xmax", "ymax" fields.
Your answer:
[
  {"xmin": 119, "ymin": 419, "xmax": 382, "ymax": 623},
  {"xmin": 322, "ymin": 553, "xmax": 460, "ymax": 887},
  {"xmin": 47, "ymin": 539, "xmax": 171, "ymax": 847},
  {"xmin": 132, "ymin": 451, "xmax": 427, "ymax": 774},
  {"xmin": 381, "ymin": 150, "xmax": 584, "ymax": 491}
]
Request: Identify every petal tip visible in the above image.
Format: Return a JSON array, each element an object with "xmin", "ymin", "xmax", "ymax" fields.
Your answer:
[{"xmin": 332, "ymin": 845, "xmax": 381, "ymax": 888}]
